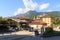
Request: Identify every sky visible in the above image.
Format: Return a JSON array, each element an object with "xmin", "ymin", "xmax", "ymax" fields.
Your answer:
[{"xmin": 0, "ymin": 0, "xmax": 60, "ymax": 17}]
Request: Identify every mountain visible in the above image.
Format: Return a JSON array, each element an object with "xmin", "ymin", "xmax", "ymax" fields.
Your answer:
[
  {"xmin": 11, "ymin": 14, "xmax": 25, "ymax": 18},
  {"xmin": 12, "ymin": 11, "xmax": 60, "ymax": 18},
  {"xmin": 12, "ymin": 10, "xmax": 43, "ymax": 18},
  {"xmin": 46, "ymin": 11, "xmax": 60, "ymax": 17},
  {"xmin": 24, "ymin": 10, "xmax": 43, "ymax": 18}
]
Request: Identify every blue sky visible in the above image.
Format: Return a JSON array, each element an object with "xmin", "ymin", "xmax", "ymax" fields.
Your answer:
[{"xmin": 0, "ymin": 0, "xmax": 60, "ymax": 17}]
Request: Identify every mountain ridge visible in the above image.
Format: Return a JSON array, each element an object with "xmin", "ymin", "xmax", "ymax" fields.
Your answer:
[{"xmin": 11, "ymin": 11, "xmax": 60, "ymax": 18}]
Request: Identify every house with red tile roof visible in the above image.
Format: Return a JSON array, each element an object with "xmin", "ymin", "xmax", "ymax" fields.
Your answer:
[
  {"xmin": 4, "ymin": 17, "xmax": 47, "ymax": 32},
  {"xmin": 35, "ymin": 15, "xmax": 53, "ymax": 27},
  {"xmin": 29, "ymin": 19, "xmax": 47, "ymax": 31}
]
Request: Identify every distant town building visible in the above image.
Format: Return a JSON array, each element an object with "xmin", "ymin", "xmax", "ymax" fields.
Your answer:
[
  {"xmin": 34, "ymin": 14, "xmax": 52, "ymax": 27},
  {"xmin": 42, "ymin": 16, "xmax": 52, "ymax": 27}
]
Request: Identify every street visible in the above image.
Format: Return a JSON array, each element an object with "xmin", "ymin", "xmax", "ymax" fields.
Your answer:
[{"xmin": 0, "ymin": 31, "xmax": 60, "ymax": 40}]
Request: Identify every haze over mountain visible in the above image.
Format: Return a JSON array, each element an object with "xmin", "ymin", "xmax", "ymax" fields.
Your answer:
[
  {"xmin": 12, "ymin": 10, "xmax": 43, "ymax": 18},
  {"xmin": 12, "ymin": 10, "xmax": 60, "ymax": 18},
  {"xmin": 46, "ymin": 11, "xmax": 60, "ymax": 17}
]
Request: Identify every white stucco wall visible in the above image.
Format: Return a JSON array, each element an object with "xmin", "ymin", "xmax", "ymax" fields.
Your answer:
[
  {"xmin": 29, "ymin": 25, "xmax": 38, "ymax": 30},
  {"xmin": 53, "ymin": 26, "xmax": 60, "ymax": 31}
]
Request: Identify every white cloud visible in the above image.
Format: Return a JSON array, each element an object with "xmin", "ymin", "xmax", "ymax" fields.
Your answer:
[
  {"xmin": 14, "ymin": 8, "xmax": 24, "ymax": 15},
  {"xmin": 39, "ymin": 3, "xmax": 50, "ymax": 10},
  {"xmin": 14, "ymin": 0, "xmax": 50, "ymax": 16},
  {"xmin": 23, "ymin": 0, "xmax": 38, "ymax": 10},
  {"xmin": 17, "ymin": 8, "xmax": 24, "ymax": 13},
  {"xmin": 14, "ymin": 8, "xmax": 31, "ymax": 16},
  {"xmin": 14, "ymin": 0, "xmax": 38, "ymax": 15}
]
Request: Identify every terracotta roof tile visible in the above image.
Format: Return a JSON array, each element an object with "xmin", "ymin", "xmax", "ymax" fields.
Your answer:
[
  {"xmin": 17, "ymin": 17, "xmax": 34, "ymax": 21},
  {"xmin": 29, "ymin": 19, "xmax": 47, "ymax": 25}
]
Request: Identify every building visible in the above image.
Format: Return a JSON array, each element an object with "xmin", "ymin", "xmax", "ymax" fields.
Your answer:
[
  {"xmin": 29, "ymin": 19, "xmax": 47, "ymax": 31},
  {"xmin": 36, "ymin": 15, "xmax": 52, "ymax": 27},
  {"xmin": 17, "ymin": 17, "xmax": 47, "ymax": 31},
  {"xmin": 53, "ymin": 26, "xmax": 60, "ymax": 31},
  {"xmin": 17, "ymin": 17, "xmax": 33, "ymax": 22},
  {"xmin": 42, "ymin": 16, "xmax": 52, "ymax": 27}
]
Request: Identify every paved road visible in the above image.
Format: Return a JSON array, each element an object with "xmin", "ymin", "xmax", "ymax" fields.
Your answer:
[
  {"xmin": 20, "ymin": 36, "xmax": 43, "ymax": 40},
  {"xmin": 44, "ymin": 36, "xmax": 60, "ymax": 40},
  {"xmin": 13, "ymin": 36, "xmax": 60, "ymax": 40},
  {"xmin": 0, "ymin": 31, "xmax": 34, "ymax": 40},
  {"xmin": 0, "ymin": 31, "xmax": 60, "ymax": 40}
]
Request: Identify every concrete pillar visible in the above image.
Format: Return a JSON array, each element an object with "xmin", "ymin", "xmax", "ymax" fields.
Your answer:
[
  {"xmin": 41, "ymin": 26, "xmax": 45, "ymax": 35},
  {"xmin": 17, "ymin": 22, "xmax": 20, "ymax": 30}
]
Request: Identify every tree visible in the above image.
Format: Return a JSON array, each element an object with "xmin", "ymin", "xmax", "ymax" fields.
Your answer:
[
  {"xmin": 0, "ymin": 20, "xmax": 8, "ymax": 24},
  {"xmin": 0, "ymin": 16, "xmax": 2, "ymax": 21},
  {"xmin": 53, "ymin": 18, "xmax": 60, "ymax": 25},
  {"xmin": 0, "ymin": 20, "xmax": 9, "ymax": 32}
]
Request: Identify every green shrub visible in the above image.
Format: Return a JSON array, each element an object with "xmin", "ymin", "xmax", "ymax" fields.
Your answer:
[
  {"xmin": 43, "ymin": 27, "xmax": 53, "ymax": 37},
  {"xmin": 45, "ymin": 27, "xmax": 53, "ymax": 33},
  {"xmin": 43, "ymin": 27, "xmax": 60, "ymax": 37},
  {"xmin": 0, "ymin": 20, "xmax": 8, "ymax": 24}
]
